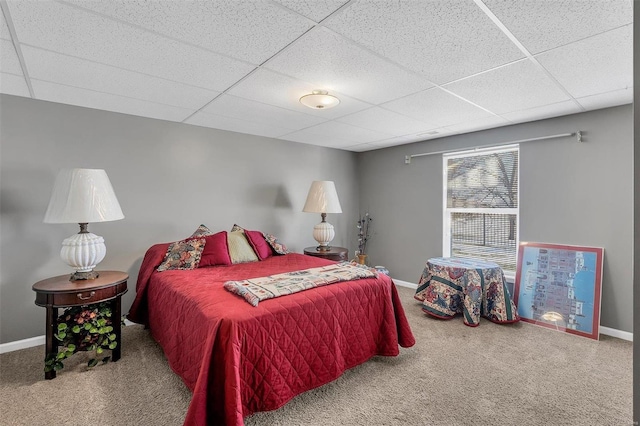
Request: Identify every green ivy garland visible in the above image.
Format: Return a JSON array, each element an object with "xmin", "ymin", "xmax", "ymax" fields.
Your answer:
[{"xmin": 44, "ymin": 302, "xmax": 119, "ymax": 373}]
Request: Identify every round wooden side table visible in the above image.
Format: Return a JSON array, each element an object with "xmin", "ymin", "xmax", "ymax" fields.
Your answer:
[
  {"xmin": 32, "ymin": 271, "xmax": 128, "ymax": 379},
  {"xmin": 303, "ymin": 246, "xmax": 348, "ymax": 262}
]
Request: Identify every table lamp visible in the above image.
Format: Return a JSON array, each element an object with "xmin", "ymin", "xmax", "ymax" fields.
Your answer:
[
  {"xmin": 44, "ymin": 168, "xmax": 124, "ymax": 281},
  {"xmin": 302, "ymin": 180, "xmax": 342, "ymax": 251}
]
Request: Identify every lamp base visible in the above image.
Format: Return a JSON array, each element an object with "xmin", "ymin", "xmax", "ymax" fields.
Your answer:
[
  {"xmin": 61, "ymin": 224, "xmax": 107, "ymax": 282},
  {"xmin": 70, "ymin": 270, "xmax": 100, "ymax": 281},
  {"xmin": 312, "ymin": 220, "xmax": 335, "ymax": 251}
]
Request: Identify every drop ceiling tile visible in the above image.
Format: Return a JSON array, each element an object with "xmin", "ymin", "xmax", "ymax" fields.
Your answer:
[
  {"xmin": 65, "ymin": 0, "xmax": 313, "ymax": 64},
  {"xmin": 185, "ymin": 111, "xmax": 293, "ymax": 139},
  {"xmin": 7, "ymin": 0, "xmax": 254, "ymax": 91},
  {"xmin": 278, "ymin": 131, "xmax": 354, "ymax": 148},
  {"xmin": 0, "ymin": 72, "xmax": 30, "ymax": 97},
  {"xmin": 343, "ymin": 143, "xmax": 377, "ymax": 152},
  {"xmin": 410, "ymin": 128, "xmax": 456, "ymax": 141},
  {"xmin": 367, "ymin": 135, "xmax": 417, "ymax": 148},
  {"xmin": 0, "ymin": 38, "xmax": 22, "ymax": 75},
  {"xmin": 444, "ymin": 59, "xmax": 570, "ymax": 115},
  {"xmin": 22, "ymin": 46, "xmax": 219, "ymax": 110},
  {"xmin": 201, "ymin": 94, "xmax": 326, "ymax": 131},
  {"xmin": 328, "ymin": 140, "xmax": 365, "ymax": 150},
  {"xmin": 500, "ymin": 100, "xmax": 582, "ymax": 124},
  {"xmin": 483, "ymin": 0, "xmax": 632, "ymax": 54},
  {"xmin": 361, "ymin": 132, "xmax": 454, "ymax": 151},
  {"xmin": 324, "ymin": 0, "xmax": 523, "ymax": 84},
  {"xmin": 228, "ymin": 68, "xmax": 371, "ymax": 119},
  {"xmin": 31, "ymin": 80, "xmax": 194, "ymax": 122},
  {"xmin": 282, "ymin": 121, "xmax": 389, "ymax": 145},
  {"xmin": 389, "ymin": 128, "xmax": 459, "ymax": 144},
  {"xmin": 536, "ymin": 26, "xmax": 632, "ymax": 99},
  {"xmin": 265, "ymin": 26, "xmax": 433, "ymax": 104},
  {"xmin": 2, "ymin": 0, "xmax": 630, "ymax": 153},
  {"xmin": 272, "ymin": 0, "xmax": 349, "ymax": 22},
  {"xmin": 337, "ymin": 107, "xmax": 436, "ymax": 136},
  {"xmin": 443, "ymin": 115, "xmax": 511, "ymax": 134},
  {"xmin": 576, "ymin": 87, "xmax": 633, "ymax": 111},
  {"xmin": 383, "ymin": 87, "xmax": 494, "ymax": 128}
]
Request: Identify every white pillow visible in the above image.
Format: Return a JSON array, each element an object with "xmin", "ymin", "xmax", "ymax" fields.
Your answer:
[{"xmin": 227, "ymin": 231, "xmax": 259, "ymax": 264}]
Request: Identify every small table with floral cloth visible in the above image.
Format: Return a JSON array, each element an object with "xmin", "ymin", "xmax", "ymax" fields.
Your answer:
[{"xmin": 414, "ymin": 257, "xmax": 519, "ymax": 327}]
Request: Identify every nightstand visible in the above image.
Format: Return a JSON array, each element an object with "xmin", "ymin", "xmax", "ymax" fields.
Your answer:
[
  {"xmin": 32, "ymin": 271, "xmax": 128, "ymax": 379},
  {"xmin": 303, "ymin": 246, "xmax": 349, "ymax": 262}
]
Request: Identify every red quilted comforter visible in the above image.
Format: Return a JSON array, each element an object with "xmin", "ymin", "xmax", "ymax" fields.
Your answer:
[{"xmin": 128, "ymin": 244, "xmax": 415, "ymax": 426}]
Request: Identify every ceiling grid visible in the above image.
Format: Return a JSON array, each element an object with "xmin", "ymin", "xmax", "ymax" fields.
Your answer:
[{"xmin": 0, "ymin": 0, "xmax": 632, "ymax": 152}]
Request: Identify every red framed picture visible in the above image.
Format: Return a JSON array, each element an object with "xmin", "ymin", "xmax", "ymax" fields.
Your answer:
[{"xmin": 514, "ymin": 242, "xmax": 604, "ymax": 340}]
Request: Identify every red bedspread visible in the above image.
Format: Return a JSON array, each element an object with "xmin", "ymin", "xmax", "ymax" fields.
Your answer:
[{"xmin": 128, "ymin": 244, "xmax": 415, "ymax": 426}]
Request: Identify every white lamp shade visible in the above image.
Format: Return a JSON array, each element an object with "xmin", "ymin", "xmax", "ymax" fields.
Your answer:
[
  {"xmin": 302, "ymin": 181, "xmax": 342, "ymax": 214},
  {"xmin": 44, "ymin": 168, "xmax": 124, "ymax": 224}
]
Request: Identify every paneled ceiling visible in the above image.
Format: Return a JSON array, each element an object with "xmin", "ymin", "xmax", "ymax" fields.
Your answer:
[{"xmin": 0, "ymin": 0, "xmax": 632, "ymax": 152}]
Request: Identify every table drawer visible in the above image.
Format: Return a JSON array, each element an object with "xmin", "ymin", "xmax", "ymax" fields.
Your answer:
[{"xmin": 36, "ymin": 281, "xmax": 127, "ymax": 307}]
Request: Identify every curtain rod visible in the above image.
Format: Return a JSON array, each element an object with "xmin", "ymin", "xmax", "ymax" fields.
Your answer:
[{"xmin": 404, "ymin": 131, "xmax": 581, "ymax": 165}]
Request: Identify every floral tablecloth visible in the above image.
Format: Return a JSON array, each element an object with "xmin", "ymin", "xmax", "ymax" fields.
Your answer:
[{"xmin": 414, "ymin": 257, "xmax": 519, "ymax": 327}]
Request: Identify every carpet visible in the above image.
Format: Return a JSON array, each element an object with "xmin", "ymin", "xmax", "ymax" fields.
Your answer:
[{"xmin": 0, "ymin": 285, "xmax": 632, "ymax": 425}]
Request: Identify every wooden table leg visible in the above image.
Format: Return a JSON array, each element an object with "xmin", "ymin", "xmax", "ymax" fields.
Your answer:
[
  {"xmin": 44, "ymin": 306, "xmax": 58, "ymax": 380},
  {"xmin": 112, "ymin": 296, "xmax": 122, "ymax": 362}
]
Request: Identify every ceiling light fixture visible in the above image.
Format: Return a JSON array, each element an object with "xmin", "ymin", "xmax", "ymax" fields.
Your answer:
[{"xmin": 299, "ymin": 90, "xmax": 340, "ymax": 110}]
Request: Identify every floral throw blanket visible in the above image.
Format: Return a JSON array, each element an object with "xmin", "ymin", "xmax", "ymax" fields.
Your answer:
[{"xmin": 224, "ymin": 262, "xmax": 377, "ymax": 306}]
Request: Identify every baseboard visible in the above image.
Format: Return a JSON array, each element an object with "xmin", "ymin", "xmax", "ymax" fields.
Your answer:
[
  {"xmin": 599, "ymin": 326, "xmax": 633, "ymax": 341},
  {"xmin": 392, "ymin": 278, "xmax": 418, "ymax": 289},
  {"xmin": 391, "ymin": 278, "xmax": 632, "ymax": 342},
  {"xmin": 0, "ymin": 319, "xmax": 138, "ymax": 354},
  {"xmin": 0, "ymin": 335, "xmax": 46, "ymax": 354}
]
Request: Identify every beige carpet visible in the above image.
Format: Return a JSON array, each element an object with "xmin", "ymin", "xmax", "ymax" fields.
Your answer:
[{"xmin": 0, "ymin": 286, "xmax": 632, "ymax": 426}]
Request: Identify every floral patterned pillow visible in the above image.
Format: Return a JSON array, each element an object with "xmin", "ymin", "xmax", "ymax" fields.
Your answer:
[
  {"xmin": 230, "ymin": 224, "xmax": 244, "ymax": 233},
  {"xmin": 157, "ymin": 238, "xmax": 206, "ymax": 271},
  {"xmin": 264, "ymin": 233, "xmax": 289, "ymax": 255},
  {"xmin": 189, "ymin": 224, "xmax": 213, "ymax": 238}
]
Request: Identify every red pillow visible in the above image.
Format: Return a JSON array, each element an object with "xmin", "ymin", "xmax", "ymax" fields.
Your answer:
[
  {"xmin": 244, "ymin": 230, "xmax": 273, "ymax": 261},
  {"xmin": 197, "ymin": 231, "xmax": 232, "ymax": 267}
]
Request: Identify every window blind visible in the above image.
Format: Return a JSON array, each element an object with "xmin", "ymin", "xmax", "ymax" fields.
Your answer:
[
  {"xmin": 444, "ymin": 147, "xmax": 519, "ymax": 273},
  {"xmin": 446, "ymin": 149, "xmax": 518, "ymax": 209}
]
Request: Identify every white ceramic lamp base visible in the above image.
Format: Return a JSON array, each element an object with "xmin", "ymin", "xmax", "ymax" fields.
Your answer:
[
  {"xmin": 60, "ymin": 228, "xmax": 106, "ymax": 280},
  {"xmin": 313, "ymin": 221, "xmax": 335, "ymax": 251}
]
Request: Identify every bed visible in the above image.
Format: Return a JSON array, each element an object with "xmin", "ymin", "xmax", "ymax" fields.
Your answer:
[{"xmin": 128, "ymin": 239, "xmax": 415, "ymax": 426}]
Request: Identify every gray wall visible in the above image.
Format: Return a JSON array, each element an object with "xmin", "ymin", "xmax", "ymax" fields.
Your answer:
[
  {"xmin": 358, "ymin": 105, "xmax": 633, "ymax": 333},
  {"xmin": 0, "ymin": 94, "xmax": 359, "ymax": 343},
  {"xmin": 0, "ymin": 94, "xmax": 633, "ymax": 342}
]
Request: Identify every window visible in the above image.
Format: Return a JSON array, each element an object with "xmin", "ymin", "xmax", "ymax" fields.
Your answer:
[{"xmin": 443, "ymin": 145, "xmax": 519, "ymax": 275}]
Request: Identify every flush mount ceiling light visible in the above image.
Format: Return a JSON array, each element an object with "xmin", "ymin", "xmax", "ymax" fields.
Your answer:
[{"xmin": 299, "ymin": 90, "xmax": 340, "ymax": 110}]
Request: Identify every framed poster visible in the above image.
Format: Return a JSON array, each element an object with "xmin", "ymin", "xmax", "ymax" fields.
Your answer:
[{"xmin": 514, "ymin": 242, "xmax": 604, "ymax": 340}]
